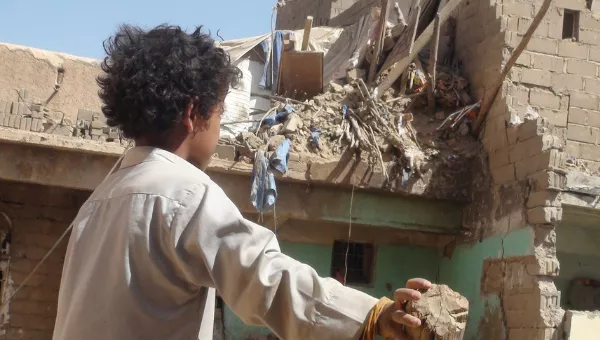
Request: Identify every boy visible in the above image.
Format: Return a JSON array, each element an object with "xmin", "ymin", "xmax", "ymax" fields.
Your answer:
[{"xmin": 53, "ymin": 24, "xmax": 431, "ymax": 340}]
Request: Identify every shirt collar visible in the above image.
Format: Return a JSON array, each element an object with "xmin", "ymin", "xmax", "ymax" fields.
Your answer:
[{"xmin": 118, "ymin": 146, "xmax": 200, "ymax": 173}]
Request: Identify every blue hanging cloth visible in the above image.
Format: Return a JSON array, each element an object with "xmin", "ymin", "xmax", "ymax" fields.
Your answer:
[
  {"xmin": 250, "ymin": 150, "xmax": 277, "ymax": 213},
  {"xmin": 260, "ymin": 31, "xmax": 285, "ymax": 90},
  {"xmin": 270, "ymin": 139, "xmax": 291, "ymax": 174}
]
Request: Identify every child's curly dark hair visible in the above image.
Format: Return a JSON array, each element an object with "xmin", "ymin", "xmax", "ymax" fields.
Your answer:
[{"xmin": 97, "ymin": 24, "xmax": 241, "ymax": 140}]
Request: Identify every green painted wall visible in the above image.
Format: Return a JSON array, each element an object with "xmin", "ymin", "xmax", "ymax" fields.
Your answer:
[
  {"xmin": 438, "ymin": 227, "xmax": 534, "ymax": 340},
  {"xmin": 222, "ymin": 241, "xmax": 441, "ymax": 339}
]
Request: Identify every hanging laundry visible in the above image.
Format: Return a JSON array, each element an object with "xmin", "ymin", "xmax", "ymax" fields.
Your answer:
[
  {"xmin": 270, "ymin": 138, "xmax": 291, "ymax": 174},
  {"xmin": 250, "ymin": 150, "xmax": 277, "ymax": 213}
]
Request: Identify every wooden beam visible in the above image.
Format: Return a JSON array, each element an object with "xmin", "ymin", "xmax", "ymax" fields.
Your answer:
[
  {"xmin": 427, "ymin": 14, "xmax": 441, "ymax": 114},
  {"xmin": 472, "ymin": 0, "xmax": 553, "ymax": 134},
  {"xmin": 301, "ymin": 16, "xmax": 314, "ymax": 51},
  {"xmin": 375, "ymin": 0, "xmax": 465, "ymax": 98},
  {"xmin": 368, "ymin": 0, "xmax": 391, "ymax": 85}
]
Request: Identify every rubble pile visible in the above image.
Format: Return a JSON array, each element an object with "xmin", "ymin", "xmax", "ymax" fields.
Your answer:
[{"xmin": 223, "ymin": 61, "xmax": 480, "ymax": 193}]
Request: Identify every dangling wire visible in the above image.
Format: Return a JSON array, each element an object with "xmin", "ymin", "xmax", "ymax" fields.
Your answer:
[{"xmin": 343, "ymin": 185, "xmax": 355, "ymax": 286}]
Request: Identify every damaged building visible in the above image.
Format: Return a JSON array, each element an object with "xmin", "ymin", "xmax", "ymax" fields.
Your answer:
[{"xmin": 0, "ymin": 0, "xmax": 600, "ymax": 339}]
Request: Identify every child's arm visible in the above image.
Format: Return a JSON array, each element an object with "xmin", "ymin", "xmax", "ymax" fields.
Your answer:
[{"xmin": 172, "ymin": 182, "xmax": 378, "ymax": 340}]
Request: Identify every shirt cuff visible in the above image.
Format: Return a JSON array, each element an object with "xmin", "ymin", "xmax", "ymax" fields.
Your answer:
[{"xmin": 313, "ymin": 280, "xmax": 379, "ymax": 340}]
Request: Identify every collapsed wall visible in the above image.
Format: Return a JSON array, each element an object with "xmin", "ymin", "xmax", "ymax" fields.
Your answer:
[{"xmin": 449, "ymin": 0, "xmax": 600, "ymax": 338}]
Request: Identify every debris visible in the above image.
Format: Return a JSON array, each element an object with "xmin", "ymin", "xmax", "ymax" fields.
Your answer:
[
  {"xmin": 282, "ymin": 113, "xmax": 303, "ymax": 134},
  {"xmin": 347, "ymin": 68, "xmax": 367, "ymax": 83},
  {"xmin": 376, "ymin": 0, "xmax": 468, "ymax": 98},
  {"xmin": 405, "ymin": 284, "xmax": 469, "ymax": 340},
  {"xmin": 524, "ymin": 105, "xmax": 540, "ymax": 121}
]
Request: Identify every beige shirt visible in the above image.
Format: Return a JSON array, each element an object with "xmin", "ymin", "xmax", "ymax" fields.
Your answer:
[{"xmin": 53, "ymin": 147, "xmax": 377, "ymax": 340}]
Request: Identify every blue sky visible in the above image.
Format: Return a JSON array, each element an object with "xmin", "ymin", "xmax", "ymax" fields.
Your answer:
[{"xmin": 0, "ymin": 0, "xmax": 275, "ymax": 59}]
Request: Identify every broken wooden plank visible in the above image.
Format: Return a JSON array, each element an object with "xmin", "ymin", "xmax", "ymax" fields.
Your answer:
[
  {"xmin": 276, "ymin": 51, "xmax": 324, "ymax": 101},
  {"xmin": 375, "ymin": 0, "xmax": 465, "ymax": 98},
  {"xmin": 301, "ymin": 16, "xmax": 314, "ymax": 51},
  {"xmin": 367, "ymin": 0, "xmax": 391, "ymax": 85},
  {"xmin": 472, "ymin": 0, "xmax": 553, "ymax": 134},
  {"xmin": 427, "ymin": 14, "xmax": 441, "ymax": 113},
  {"xmin": 408, "ymin": 0, "xmax": 422, "ymax": 55}
]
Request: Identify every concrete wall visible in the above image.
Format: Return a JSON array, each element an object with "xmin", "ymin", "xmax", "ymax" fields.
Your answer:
[
  {"xmin": 0, "ymin": 180, "xmax": 89, "ymax": 340},
  {"xmin": 222, "ymin": 241, "xmax": 441, "ymax": 339},
  {"xmin": 439, "ymin": 227, "xmax": 534, "ymax": 340}
]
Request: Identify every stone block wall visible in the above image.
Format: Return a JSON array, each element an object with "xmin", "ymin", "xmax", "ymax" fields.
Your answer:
[
  {"xmin": 0, "ymin": 181, "xmax": 89, "ymax": 340},
  {"xmin": 453, "ymin": 0, "xmax": 575, "ymax": 338}
]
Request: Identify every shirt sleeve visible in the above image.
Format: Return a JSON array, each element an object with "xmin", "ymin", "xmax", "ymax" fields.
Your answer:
[{"xmin": 172, "ymin": 182, "xmax": 378, "ymax": 340}]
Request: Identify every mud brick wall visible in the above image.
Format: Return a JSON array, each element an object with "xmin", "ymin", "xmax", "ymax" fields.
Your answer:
[
  {"xmin": 0, "ymin": 181, "xmax": 89, "ymax": 340},
  {"xmin": 0, "ymin": 44, "xmax": 101, "ymax": 125},
  {"xmin": 500, "ymin": 0, "xmax": 600, "ymax": 175},
  {"xmin": 453, "ymin": 0, "xmax": 572, "ymax": 338}
]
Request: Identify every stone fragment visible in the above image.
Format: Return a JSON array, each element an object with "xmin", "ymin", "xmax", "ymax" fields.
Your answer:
[
  {"xmin": 405, "ymin": 284, "xmax": 469, "ymax": 340},
  {"xmin": 282, "ymin": 113, "xmax": 303, "ymax": 134}
]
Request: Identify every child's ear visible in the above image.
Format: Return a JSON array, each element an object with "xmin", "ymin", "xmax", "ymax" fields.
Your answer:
[{"xmin": 182, "ymin": 99, "xmax": 196, "ymax": 133}]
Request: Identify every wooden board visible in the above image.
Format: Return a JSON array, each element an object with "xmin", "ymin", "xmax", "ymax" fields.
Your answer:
[
  {"xmin": 375, "ymin": 0, "xmax": 466, "ymax": 97},
  {"xmin": 276, "ymin": 51, "xmax": 324, "ymax": 101}
]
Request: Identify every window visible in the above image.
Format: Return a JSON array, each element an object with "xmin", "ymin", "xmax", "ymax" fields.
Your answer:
[
  {"xmin": 330, "ymin": 241, "xmax": 375, "ymax": 285},
  {"xmin": 563, "ymin": 10, "xmax": 580, "ymax": 40}
]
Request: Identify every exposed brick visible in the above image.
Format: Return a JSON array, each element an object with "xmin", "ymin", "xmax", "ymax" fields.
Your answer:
[
  {"xmin": 538, "ymin": 109, "xmax": 568, "ymax": 127},
  {"xmin": 567, "ymin": 59, "xmax": 598, "ymax": 77},
  {"xmin": 521, "ymin": 69, "xmax": 552, "ymax": 87},
  {"xmin": 515, "ymin": 150, "xmax": 565, "ymax": 180},
  {"xmin": 527, "ymin": 37, "xmax": 558, "ymax": 55},
  {"xmin": 580, "ymin": 11, "xmax": 600, "ymax": 31},
  {"xmin": 571, "ymin": 91, "xmax": 600, "ymax": 110},
  {"xmin": 527, "ymin": 207, "xmax": 563, "ymax": 225},
  {"xmin": 568, "ymin": 107, "xmax": 588, "ymax": 125},
  {"xmin": 589, "ymin": 110, "xmax": 600, "ymax": 128},
  {"xmin": 579, "ymin": 30, "xmax": 600, "ymax": 45},
  {"xmin": 509, "ymin": 135, "xmax": 563, "ymax": 164},
  {"xmin": 558, "ymin": 41, "xmax": 588, "ymax": 59},
  {"xmin": 567, "ymin": 123, "xmax": 598, "ymax": 143},
  {"xmin": 569, "ymin": 141, "xmax": 600, "ymax": 161},
  {"xmin": 532, "ymin": 54, "xmax": 565, "ymax": 73},
  {"xmin": 503, "ymin": 2, "xmax": 533, "ymax": 17},
  {"xmin": 551, "ymin": 74, "xmax": 584, "ymax": 93},
  {"xmin": 554, "ymin": 0, "xmax": 586, "ymax": 9},
  {"xmin": 590, "ymin": 46, "xmax": 600, "ymax": 63},
  {"xmin": 529, "ymin": 171, "xmax": 567, "ymax": 191},
  {"xmin": 527, "ymin": 190, "xmax": 561, "ymax": 208},
  {"xmin": 585, "ymin": 77, "xmax": 600, "ymax": 94},
  {"xmin": 516, "ymin": 52, "xmax": 532, "ymax": 67},
  {"xmin": 530, "ymin": 90, "xmax": 560, "ymax": 110}
]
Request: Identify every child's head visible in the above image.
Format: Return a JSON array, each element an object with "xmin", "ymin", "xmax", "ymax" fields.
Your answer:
[{"xmin": 98, "ymin": 24, "xmax": 240, "ymax": 169}]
